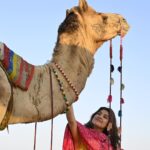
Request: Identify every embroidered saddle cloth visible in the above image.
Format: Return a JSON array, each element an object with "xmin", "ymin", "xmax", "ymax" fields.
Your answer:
[{"xmin": 0, "ymin": 42, "xmax": 34, "ymax": 90}]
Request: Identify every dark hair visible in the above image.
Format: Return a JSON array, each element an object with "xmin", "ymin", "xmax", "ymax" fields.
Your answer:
[{"xmin": 85, "ymin": 107, "xmax": 120, "ymax": 150}]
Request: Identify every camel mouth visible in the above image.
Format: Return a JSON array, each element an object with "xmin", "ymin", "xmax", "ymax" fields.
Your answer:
[{"xmin": 119, "ymin": 18, "xmax": 130, "ymax": 37}]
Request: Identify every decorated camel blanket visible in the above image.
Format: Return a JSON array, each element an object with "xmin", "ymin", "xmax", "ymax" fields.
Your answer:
[{"xmin": 0, "ymin": 42, "xmax": 34, "ymax": 90}]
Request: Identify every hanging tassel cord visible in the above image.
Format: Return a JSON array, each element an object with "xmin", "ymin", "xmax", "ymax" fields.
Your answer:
[
  {"xmin": 33, "ymin": 122, "xmax": 37, "ymax": 150},
  {"xmin": 33, "ymin": 68, "xmax": 54, "ymax": 150},
  {"xmin": 108, "ymin": 38, "xmax": 125, "ymax": 150},
  {"xmin": 109, "ymin": 39, "xmax": 113, "ymax": 109},
  {"xmin": 107, "ymin": 39, "xmax": 113, "ymax": 109},
  {"xmin": 49, "ymin": 67, "xmax": 54, "ymax": 150},
  {"xmin": 119, "ymin": 61, "xmax": 123, "ymax": 149},
  {"xmin": 107, "ymin": 39, "xmax": 113, "ymax": 150},
  {"xmin": 119, "ymin": 35, "xmax": 124, "ymax": 149}
]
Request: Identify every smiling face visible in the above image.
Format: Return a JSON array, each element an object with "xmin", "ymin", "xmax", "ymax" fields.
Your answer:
[
  {"xmin": 58, "ymin": 0, "xmax": 129, "ymax": 54},
  {"xmin": 92, "ymin": 109, "xmax": 109, "ymax": 131}
]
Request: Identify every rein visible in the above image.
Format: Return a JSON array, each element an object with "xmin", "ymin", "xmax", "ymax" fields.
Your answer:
[
  {"xmin": 33, "ymin": 67, "xmax": 54, "ymax": 150},
  {"xmin": 49, "ymin": 67, "xmax": 54, "ymax": 150}
]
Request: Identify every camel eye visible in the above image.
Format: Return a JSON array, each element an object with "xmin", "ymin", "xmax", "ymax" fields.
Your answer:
[{"xmin": 102, "ymin": 16, "xmax": 108, "ymax": 23}]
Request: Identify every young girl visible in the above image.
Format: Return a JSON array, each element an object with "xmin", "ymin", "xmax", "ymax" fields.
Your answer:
[{"xmin": 63, "ymin": 105, "xmax": 120, "ymax": 150}]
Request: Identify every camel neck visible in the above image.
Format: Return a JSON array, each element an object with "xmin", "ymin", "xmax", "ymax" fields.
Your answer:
[{"xmin": 51, "ymin": 44, "xmax": 94, "ymax": 93}]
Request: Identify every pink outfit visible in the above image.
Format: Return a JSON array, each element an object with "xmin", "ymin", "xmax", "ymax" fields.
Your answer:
[{"xmin": 63, "ymin": 121, "xmax": 113, "ymax": 150}]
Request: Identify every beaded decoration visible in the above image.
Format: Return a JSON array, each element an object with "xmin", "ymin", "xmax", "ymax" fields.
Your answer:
[
  {"xmin": 54, "ymin": 62, "xmax": 79, "ymax": 100},
  {"xmin": 52, "ymin": 62, "xmax": 79, "ymax": 112},
  {"xmin": 107, "ymin": 36, "xmax": 125, "ymax": 150}
]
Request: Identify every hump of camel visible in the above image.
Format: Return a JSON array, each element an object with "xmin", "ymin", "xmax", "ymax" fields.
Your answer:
[{"xmin": 0, "ymin": 0, "xmax": 129, "ymax": 130}]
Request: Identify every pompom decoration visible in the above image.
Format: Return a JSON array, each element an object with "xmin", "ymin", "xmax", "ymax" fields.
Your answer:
[
  {"xmin": 110, "ymin": 77, "xmax": 114, "ymax": 85},
  {"xmin": 118, "ymin": 110, "xmax": 122, "ymax": 117},
  {"xmin": 107, "ymin": 95, "xmax": 112, "ymax": 103},
  {"xmin": 121, "ymin": 84, "xmax": 125, "ymax": 90},
  {"xmin": 120, "ymin": 98, "xmax": 125, "ymax": 104},
  {"xmin": 111, "ymin": 64, "xmax": 114, "ymax": 72},
  {"xmin": 118, "ymin": 66, "xmax": 122, "ymax": 73}
]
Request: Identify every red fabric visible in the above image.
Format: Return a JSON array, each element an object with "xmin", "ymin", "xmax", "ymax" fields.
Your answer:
[
  {"xmin": 63, "ymin": 122, "xmax": 113, "ymax": 150},
  {"xmin": 2, "ymin": 44, "xmax": 10, "ymax": 69}
]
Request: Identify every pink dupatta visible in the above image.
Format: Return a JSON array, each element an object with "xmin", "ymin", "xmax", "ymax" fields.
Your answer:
[{"xmin": 63, "ymin": 122, "xmax": 113, "ymax": 150}]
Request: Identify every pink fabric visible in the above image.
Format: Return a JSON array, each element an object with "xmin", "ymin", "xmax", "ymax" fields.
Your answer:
[{"xmin": 63, "ymin": 122, "xmax": 113, "ymax": 150}]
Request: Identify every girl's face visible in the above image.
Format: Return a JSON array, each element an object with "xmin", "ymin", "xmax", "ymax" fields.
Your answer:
[{"xmin": 92, "ymin": 109, "xmax": 109, "ymax": 131}]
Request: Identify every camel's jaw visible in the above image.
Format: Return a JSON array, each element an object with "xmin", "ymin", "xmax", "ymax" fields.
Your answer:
[{"xmin": 99, "ymin": 13, "xmax": 130, "ymax": 41}]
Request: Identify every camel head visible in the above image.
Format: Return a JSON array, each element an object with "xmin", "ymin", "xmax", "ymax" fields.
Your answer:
[{"xmin": 57, "ymin": 0, "xmax": 129, "ymax": 55}]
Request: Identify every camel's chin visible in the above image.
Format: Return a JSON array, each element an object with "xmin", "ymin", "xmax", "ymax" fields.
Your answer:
[{"xmin": 121, "ymin": 30, "xmax": 129, "ymax": 37}]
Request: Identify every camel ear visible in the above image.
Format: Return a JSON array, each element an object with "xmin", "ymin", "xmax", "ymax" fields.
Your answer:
[
  {"xmin": 66, "ymin": 9, "xmax": 70, "ymax": 16},
  {"xmin": 79, "ymin": 0, "xmax": 88, "ymax": 11}
]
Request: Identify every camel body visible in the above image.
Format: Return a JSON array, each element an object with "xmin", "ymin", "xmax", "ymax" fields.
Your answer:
[{"xmin": 0, "ymin": 0, "xmax": 129, "ymax": 129}]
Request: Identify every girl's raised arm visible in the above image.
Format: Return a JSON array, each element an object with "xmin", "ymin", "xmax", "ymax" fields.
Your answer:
[{"xmin": 66, "ymin": 105, "xmax": 79, "ymax": 148}]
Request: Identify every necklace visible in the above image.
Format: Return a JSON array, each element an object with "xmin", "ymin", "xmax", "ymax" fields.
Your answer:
[{"xmin": 52, "ymin": 62, "xmax": 79, "ymax": 112}]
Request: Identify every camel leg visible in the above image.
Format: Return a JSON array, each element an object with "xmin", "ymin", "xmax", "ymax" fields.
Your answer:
[{"xmin": 0, "ymin": 67, "xmax": 11, "ymax": 124}]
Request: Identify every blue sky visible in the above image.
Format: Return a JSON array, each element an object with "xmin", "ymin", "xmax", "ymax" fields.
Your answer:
[{"xmin": 0, "ymin": 0, "xmax": 150, "ymax": 149}]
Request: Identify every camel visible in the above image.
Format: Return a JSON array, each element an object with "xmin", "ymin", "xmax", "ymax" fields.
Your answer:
[{"xmin": 0, "ymin": 0, "xmax": 129, "ymax": 130}]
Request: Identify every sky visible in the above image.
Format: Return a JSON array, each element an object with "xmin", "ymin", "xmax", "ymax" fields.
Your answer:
[{"xmin": 0, "ymin": 0, "xmax": 150, "ymax": 150}]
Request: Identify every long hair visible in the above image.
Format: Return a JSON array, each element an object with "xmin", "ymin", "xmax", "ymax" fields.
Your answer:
[{"xmin": 85, "ymin": 107, "xmax": 119, "ymax": 150}]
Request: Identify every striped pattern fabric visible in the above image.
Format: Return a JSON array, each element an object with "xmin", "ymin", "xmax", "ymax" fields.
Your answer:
[{"xmin": 0, "ymin": 42, "xmax": 34, "ymax": 90}]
